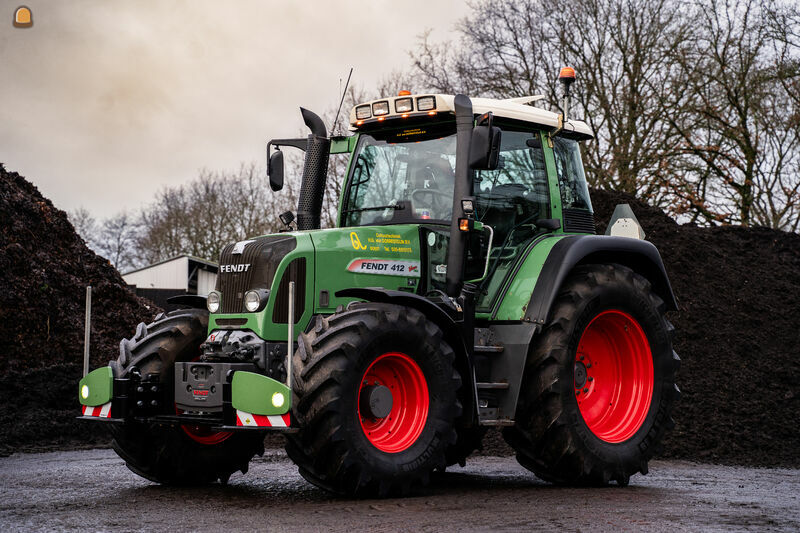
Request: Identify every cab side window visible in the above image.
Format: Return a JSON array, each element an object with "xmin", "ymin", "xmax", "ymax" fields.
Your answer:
[
  {"xmin": 552, "ymin": 137, "xmax": 592, "ymax": 211},
  {"xmin": 474, "ymin": 130, "xmax": 549, "ymax": 245}
]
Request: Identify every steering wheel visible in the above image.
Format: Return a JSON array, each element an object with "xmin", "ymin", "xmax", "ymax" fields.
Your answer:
[{"xmin": 411, "ymin": 188, "xmax": 452, "ymax": 218}]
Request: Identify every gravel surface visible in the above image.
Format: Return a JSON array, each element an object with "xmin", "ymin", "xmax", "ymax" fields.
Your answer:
[{"xmin": 1, "ymin": 449, "xmax": 798, "ymax": 532}]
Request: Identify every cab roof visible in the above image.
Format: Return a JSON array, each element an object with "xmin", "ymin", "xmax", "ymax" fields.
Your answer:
[{"xmin": 349, "ymin": 93, "xmax": 593, "ymax": 139}]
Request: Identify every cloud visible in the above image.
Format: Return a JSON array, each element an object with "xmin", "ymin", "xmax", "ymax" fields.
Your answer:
[{"xmin": 0, "ymin": 0, "xmax": 467, "ymax": 218}]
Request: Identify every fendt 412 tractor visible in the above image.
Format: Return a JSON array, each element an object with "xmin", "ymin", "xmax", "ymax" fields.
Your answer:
[{"xmin": 78, "ymin": 68, "xmax": 679, "ymax": 497}]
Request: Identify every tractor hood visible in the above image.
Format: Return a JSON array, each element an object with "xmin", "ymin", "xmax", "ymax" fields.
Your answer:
[{"xmin": 209, "ymin": 225, "xmax": 431, "ymax": 341}]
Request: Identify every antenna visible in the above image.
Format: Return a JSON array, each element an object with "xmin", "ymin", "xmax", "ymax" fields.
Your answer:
[{"xmin": 330, "ymin": 67, "xmax": 353, "ymax": 136}]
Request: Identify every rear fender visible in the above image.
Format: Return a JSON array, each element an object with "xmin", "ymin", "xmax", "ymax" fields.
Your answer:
[{"xmin": 525, "ymin": 235, "xmax": 678, "ymax": 325}]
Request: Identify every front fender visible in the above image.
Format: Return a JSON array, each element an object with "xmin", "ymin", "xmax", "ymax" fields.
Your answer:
[{"xmin": 335, "ymin": 287, "xmax": 478, "ymax": 424}]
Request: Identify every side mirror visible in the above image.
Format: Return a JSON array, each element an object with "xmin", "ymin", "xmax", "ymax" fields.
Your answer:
[
  {"xmin": 268, "ymin": 149, "xmax": 284, "ymax": 191},
  {"xmin": 469, "ymin": 112, "xmax": 502, "ymax": 170}
]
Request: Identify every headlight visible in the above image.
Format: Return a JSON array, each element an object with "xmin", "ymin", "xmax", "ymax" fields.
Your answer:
[
  {"xmin": 207, "ymin": 291, "xmax": 220, "ymax": 313},
  {"xmin": 244, "ymin": 291, "xmax": 260, "ymax": 312},
  {"xmin": 395, "ymin": 97, "xmax": 413, "ymax": 113},
  {"xmin": 416, "ymin": 96, "xmax": 436, "ymax": 111},
  {"xmin": 372, "ymin": 101, "xmax": 390, "ymax": 116},
  {"xmin": 80, "ymin": 385, "xmax": 89, "ymax": 400},
  {"xmin": 271, "ymin": 391, "xmax": 285, "ymax": 408},
  {"xmin": 244, "ymin": 289, "xmax": 269, "ymax": 312},
  {"xmin": 355, "ymin": 105, "xmax": 371, "ymax": 120}
]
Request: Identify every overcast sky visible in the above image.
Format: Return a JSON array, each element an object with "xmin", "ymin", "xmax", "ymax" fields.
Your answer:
[{"xmin": 0, "ymin": 0, "xmax": 468, "ymax": 219}]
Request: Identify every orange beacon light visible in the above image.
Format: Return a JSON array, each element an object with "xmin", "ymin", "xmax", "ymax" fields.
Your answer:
[{"xmin": 14, "ymin": 6, "xmax": 33, "ymax": 28}]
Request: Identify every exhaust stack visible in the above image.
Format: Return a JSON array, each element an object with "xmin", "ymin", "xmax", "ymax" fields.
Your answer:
[
  {"xmin": 296, "ymin": 108, "xmax": 330, "ymax": 231},
  {"xmin": 445, "ymin": 94, "xmax": 474, "ymax": 297}
]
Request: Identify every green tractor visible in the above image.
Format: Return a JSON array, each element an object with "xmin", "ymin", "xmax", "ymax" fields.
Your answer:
[{"xmin": 78, "ymin": 69, "xmax": 679, "ymax": 496}]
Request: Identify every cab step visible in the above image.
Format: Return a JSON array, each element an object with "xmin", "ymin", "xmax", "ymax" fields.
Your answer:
[
  {"xmin": 474, "ymin": 344, "xmax": 504, "ymax": 354},
  {"xmin": 476, "ymin": 382, "xmax": 510, "ymax": 390}
]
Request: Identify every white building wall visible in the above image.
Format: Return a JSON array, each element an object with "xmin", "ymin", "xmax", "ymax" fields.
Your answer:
[
  {"xmin": 197, "ymin": 269, "xmax": 217, "ymax": 296},
  {"xmin": 123, "ymin": 256, "xmax": 188, "ymax": 290}
]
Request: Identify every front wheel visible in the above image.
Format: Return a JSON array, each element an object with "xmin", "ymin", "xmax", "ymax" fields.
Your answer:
[
  {"xmin": 285, "ymin": 303, "xmax": 461, "ymax": 497},
  {"xmin": 110, "ymin": 309, "xmax": 265, "ymax": 484},
  {"xmin": 503, "ymin": 264, "xmax": 680, "ymax": 486}
]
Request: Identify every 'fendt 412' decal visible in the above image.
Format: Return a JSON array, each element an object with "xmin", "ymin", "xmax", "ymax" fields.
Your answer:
[{"xmin": 347, "ymin": 259, "xmax": 421, "ymax": 277}]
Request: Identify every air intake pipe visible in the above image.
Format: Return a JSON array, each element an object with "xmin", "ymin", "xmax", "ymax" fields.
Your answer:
[{"xmin": 296, "ymin": 108, "xmax": 330, "ymax": 231}]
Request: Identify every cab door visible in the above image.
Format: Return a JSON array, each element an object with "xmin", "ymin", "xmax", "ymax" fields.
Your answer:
[{"xmin": 472, "ymin": 128, "xmax": 552, "ymax": 313}]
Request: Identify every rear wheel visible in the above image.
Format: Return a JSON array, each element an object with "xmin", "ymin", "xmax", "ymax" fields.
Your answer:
[
  {"xmin": 503, "ymin": 264, "xmax": 680, "ymax": 485},
  {"xmin": 285, "ymin": 303, "xmax": 461, "ymax": 497},
  {"xmin": 110, "ymin": 309, "xmax": 265, "ymax": 484}
]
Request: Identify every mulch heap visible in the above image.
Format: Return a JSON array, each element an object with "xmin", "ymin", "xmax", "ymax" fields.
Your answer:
[
  {"xmin": 1, "ymin": 163, "xmax": 798, "ymax": 468},
  {"xmin": 0, "ymin": 164, "xmax": 159, "ymax": 455}
]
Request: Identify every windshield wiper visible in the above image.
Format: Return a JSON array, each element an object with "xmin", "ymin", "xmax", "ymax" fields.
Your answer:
[{"xmin": 342, "ymin": 202, "xmax": 406, "ymax": 214}]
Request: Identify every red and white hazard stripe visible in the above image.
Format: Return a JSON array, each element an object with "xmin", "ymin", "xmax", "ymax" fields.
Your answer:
[
  {"xmin": 82, "ymin": 402, "xmax": 112, "ymax": 418},
  {"xmin": 235, "ymin": 410, "xmax": 290, "ymax": 428}
]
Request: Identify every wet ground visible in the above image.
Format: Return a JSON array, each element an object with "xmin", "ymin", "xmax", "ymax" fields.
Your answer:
[{"xmin": 0, "ymin": 449, "xmax": 798, "ymax": 532}]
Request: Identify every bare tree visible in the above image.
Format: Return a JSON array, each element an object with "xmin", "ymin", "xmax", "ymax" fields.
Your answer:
[
  {"xmin": 96, "ymin": 211, "xmax": 140, "ymax": 272},
  {"xmin": 413, "ymin": 0, "xmax": 800, "ymax": 230},
  {"xmin": 662, "ymin": 0, "xmax": 800, "ymax": 228},
  {"xmin": 68, "ymin": 207, "xmax": 98, "ymax": 249},
  {"xmin": 125, "ymin": 77, "xmax": 403, "ymax": 265},
  {"xmin": 135, "ymin": 163, "xmax": 296, "ymax": 264},
  {"xmin": 70, "ymin": 208, "xmax": 141, "ymax": 271},
  {"xmin": 413, "ymin": 0, "xmax": 692, "ymax": 208},
  {"xmin": 553, "ymin": 0, "xmax": 693, "ymax": 204}
]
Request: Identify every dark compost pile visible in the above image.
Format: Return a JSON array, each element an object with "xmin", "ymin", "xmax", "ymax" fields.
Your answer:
[
  {"xmin": 1, "ymin": 164, "xmax": 798, "ymax": 468},
  {"xmin": 0, "ymin": 165, "xmax": 159, "ymax": 455}
]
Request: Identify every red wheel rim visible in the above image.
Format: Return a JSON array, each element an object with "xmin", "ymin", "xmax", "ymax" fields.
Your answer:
[
  {"xmin": 358, "ymin": 352, "xmax": 429, "ymax": 453},
  {"xmin": 575, "ymin": 310, "xmax": 654, "ymax": 443},
  {"xmin": 177, "ymin": 405, "xmax": 234, "ymax": 445}
]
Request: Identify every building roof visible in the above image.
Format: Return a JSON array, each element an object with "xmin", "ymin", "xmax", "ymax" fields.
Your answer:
[{"xmin": 121, "ymin": 254, "xmax": 218, "ymax": 276}]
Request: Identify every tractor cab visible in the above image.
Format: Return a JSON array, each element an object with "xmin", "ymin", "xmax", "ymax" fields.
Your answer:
[{"xmin": 335, "ymin": 92, "xmax": 595, "ymax": 305}]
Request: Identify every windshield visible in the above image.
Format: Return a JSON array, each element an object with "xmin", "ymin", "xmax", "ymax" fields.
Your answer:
[{"xmin": 342, "ymin": 126, "xmax": 456, "ymax": 226}]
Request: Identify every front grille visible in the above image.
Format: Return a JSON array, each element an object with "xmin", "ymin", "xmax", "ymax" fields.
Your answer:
[
  {"xmin": 215, "ymin": 318, "xmax": 247, "ymax": 327},
  {"xmin": 216, "ymin": 235, "xmax": 297, "ymax": 313},
  {"xmin": 272, "ymin": 258, "xmax": 307, "ymax": 324},
  {"xmin": 563, "ymin": 208, "xmax": 596, "ymax": 234}
]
